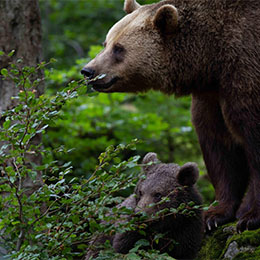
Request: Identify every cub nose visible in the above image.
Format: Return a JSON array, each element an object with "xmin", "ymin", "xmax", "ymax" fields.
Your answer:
[{"xmin": 81, "ymin": 67, "xmax": 95, "ymax": 79}]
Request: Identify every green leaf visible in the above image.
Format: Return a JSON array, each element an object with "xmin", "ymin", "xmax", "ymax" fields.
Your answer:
[
  {"xmin": 22, "ymin": 134, "xmax": 32, "ymax": 144},
  {"xmin": 8, "ymin": 50, "xmax": 15, "ymax": 57},
  {"xmin": 126, "ymin": 253, "xmax": 140, "ymax": 260},
  {"xmin": 11, "ymin": 221, "xmax": 20, "ymax": 225},
  {"xmin": 3, "ymin": 120, "xmax": 11, "ymax": 129},
  {"xmin": 50, "ymin": 58, "xmax": 57, "ymax": 63},
  {"xmin": 1, "ymin": 68, "xmax": 8, "ymax": 77},
  {"xmin": 135, "ymin": 239, "xmax": 150, "ymax": 247}
]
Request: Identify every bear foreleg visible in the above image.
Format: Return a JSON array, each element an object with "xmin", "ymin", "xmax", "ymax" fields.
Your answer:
[
  {"xmin": 191, "ymin": 95, "xmax": 249, "ymax": 232},
  {"xmin": 220, "ymin": 92, "xmax": 260, "ymax": 232},
  {"xmin": 236, "ymin": 129, "xmax": 260, "ymax": 232}
]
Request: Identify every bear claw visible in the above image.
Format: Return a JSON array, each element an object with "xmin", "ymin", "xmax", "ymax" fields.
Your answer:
[
  {"xmin": 236, "ymin": 212, "xmax": 260, "ymax": 233},
  {"xmin": 206, "ymin": 218, "xmax": 219, "ymax": 231},
  {"xmin": 205, "ymin": 217, "xmax": 219, "ymax": 232},
  {"xmin": 207, "ymin": 221, "xmax": 212, "ymax": 231},
  {"xmin": 204, "ymin": 206, "xmax": 236, "ymax": 232}
]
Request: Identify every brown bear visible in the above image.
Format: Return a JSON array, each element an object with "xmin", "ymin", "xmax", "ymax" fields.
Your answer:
[
  {"xmin": 85, "ymin": 152, "xmax": 203, "ymax": 259},
  {"xmin": 81, "ymin": 0, "xmax": 260, "ymax": 233}
]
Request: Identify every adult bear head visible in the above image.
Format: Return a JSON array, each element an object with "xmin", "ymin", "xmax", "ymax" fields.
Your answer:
[{"xmin": 81, "ymin": 0, "xmax": 182, "ymax": 94}]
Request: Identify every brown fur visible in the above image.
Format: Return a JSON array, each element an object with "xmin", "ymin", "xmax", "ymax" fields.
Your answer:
[
  {"xmin": 82, "ymin": 0, "xmax": 260, "ymax": 232},
  {"xmin": 124, "ymin": 0, "xmax": 140, "ymax": 14}
]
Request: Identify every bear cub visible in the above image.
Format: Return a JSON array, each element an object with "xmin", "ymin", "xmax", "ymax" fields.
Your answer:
[{"xmin": 86, "ymin": 152, "xmax": 203, "ymax": 260}]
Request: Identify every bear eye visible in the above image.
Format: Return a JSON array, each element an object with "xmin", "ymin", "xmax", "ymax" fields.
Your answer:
[
  {"xmin": 113, "ymin": 44, "xmax": 125, "ymax": 55},
  {"xmin": 154, "ymin": 193, "xmax": 162, "ymax": 200},
  {"xmin": 138, "ymin": 190, "xmax": 143, "ymax": 197}
]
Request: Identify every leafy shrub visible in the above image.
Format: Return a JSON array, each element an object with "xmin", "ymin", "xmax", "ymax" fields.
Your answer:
[{"xmin": 0, "ymin": 56, "xmax": 182, "ymax": 259}]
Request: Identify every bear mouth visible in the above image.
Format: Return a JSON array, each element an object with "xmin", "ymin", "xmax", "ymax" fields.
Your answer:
[{"xmin": 88, "ymin": 77, "xmax": 119, "ymax": 92}]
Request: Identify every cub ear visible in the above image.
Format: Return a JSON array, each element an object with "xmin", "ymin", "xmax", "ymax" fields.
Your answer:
[
  {"xmin": 153, "ymin": 4, "xmax": 178, "ymax": 35},
  {"xmin": 177, "ymin": 163, "xmax": 199, "ymax": 186},
  {"xmin": 124, "ymin": 0, "xmax": 141, "ymax": 14},
  {"xmin": 142, "ymin": 152, "xmax": 159, "ymax": 173}
]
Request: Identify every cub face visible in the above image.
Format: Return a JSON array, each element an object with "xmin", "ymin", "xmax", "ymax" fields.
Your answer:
[
  {"xmin": 81, "ymin": 0, "xmax": 179, "ymax": 94},
  {"xmin": 135, "ymin": 152, "xmax": 200, "ymax": 216}
]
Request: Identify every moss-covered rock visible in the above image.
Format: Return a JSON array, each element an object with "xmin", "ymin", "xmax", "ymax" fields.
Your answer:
[{"xmin": 196, "ymin": 223, "xmax": 260, "ymax": 260}]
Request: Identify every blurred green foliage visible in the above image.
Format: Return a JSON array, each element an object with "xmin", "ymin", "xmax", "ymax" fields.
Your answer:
[{"xmin": 40, "ymin": 0, "xmax": 156, "ymax": 69}]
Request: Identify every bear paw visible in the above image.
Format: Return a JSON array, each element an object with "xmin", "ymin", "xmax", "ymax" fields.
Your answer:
[
  {"xmin": 205, "ymin": 205, "xmax": 236, "ymax": 232},
  {"xmin": 237, "ymin": 207, "xmax": 260, "ymax": 233},
  {"xmin": 236, "ymin": 202, "xmax": 251, "ymax": 219}
]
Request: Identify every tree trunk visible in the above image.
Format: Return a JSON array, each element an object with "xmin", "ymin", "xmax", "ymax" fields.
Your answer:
[
  {"xmin": 0, "ymin": 0, "xmax": 43, "ymax": 112},
  {"xmin": 0, "ymin": 0, "xmax": 44, "ymax": 254},
  {"xmin": 0, "ymin": 0, "xmax": 44, "ymax": 186}
]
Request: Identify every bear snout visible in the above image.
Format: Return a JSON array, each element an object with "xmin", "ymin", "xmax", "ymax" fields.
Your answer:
[{"xmin": 81, "ymin": 67, "xmax": 95, "ymax": 79}]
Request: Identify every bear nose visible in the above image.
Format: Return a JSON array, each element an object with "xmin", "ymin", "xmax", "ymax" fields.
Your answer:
[{"xmin": 81, "ymin": 67, "xmax": 95, "ymax": 79}]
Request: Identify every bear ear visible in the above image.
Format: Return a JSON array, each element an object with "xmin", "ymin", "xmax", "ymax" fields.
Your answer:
[
  {"xmin": 142, "ymin": 152, "xmax": 159, "ymax": 173},
  {"xmin": 177, "ymin": 163, "xmax": 199, "ymax": 187},
  {"xmin": 153, "ymin": 4, "xmax": 178, "ymax": 35},
  {"xmin": 124, "ymin": 0, "xmax": 141, "ymax": 14}
]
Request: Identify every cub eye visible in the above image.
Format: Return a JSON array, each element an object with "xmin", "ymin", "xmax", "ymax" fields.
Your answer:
[
  {"xmin": 113, "ymin": 44, "xmax": 125, "ymax": 54},
  {"xmin": 154, "ymin": 193, "xmax": 162, "ymax": 200}
]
